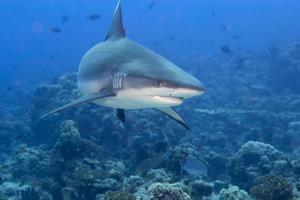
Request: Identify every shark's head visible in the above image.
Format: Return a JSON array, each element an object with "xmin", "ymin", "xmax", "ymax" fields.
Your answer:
[
  {"xmin": 115, "ymin": 61, "xmax": 205, "ymax": 107},
  {"xmin": 123, "ymin": 74, "xmax": 203, "ymax": 100}
]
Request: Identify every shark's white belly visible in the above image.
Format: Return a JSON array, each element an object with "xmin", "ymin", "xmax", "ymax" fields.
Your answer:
[{"xmin": 93, "ymin": 89, "xmax": 183, "ymax": 109}]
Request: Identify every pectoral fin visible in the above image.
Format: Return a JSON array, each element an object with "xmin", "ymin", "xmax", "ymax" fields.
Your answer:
[
  {"xmin": 117, "ymin": 109, "xmax": 126, "ymax": 123},
  {"xmin": 156, "ymin": 107, "xmax": 189, "ymax": 130},
  {"xmin": 41, "ymin": 90, "xmax": 115, "ymax": 118}
]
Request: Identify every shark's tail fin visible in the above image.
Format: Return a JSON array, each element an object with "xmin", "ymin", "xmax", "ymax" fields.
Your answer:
[{"xmin": 105, "ymin": 0, "xmax": 126, "ymax": 40}]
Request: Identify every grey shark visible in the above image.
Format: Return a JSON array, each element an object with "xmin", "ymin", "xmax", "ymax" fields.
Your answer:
[{"xmin": 42, "ymin": 0, "xmax": 204, "ymax": 129}]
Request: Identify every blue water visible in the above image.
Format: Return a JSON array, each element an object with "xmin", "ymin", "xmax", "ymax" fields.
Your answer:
[
  {"xmin": 1, "ymin": 0, "xmax": 299, "ymax": 90},
  {"xmin": 1, "ymin": 1, "xmax": 300, "ymax": 199}
]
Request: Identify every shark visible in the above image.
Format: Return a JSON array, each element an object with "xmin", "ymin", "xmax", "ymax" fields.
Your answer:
[{"xmin": 42, "ymin": 0, "xmax": 205, "ymax": 129}]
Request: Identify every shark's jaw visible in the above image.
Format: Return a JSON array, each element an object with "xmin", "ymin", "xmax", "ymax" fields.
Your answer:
[
  {"xmin": 93, "ymin": 89, "xmax": 183, "ymax": 109},
  {"xmin": 93, "ymin": 86, "xmax": 203, "ymax": 109}
]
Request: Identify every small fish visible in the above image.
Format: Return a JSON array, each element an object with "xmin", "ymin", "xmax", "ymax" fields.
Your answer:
[
  {"xmin": 50, "ymin": 56, "xmax": 55, "ymax": 61},
  {"xmin": 232, "ymin": 34, "xmax": 241, "ymax": 40},
  {"xmin": 220, "ymin": 45, "xmax": 232, "ymax": 54},
  {"xmin": 211, "ymin": 11, "xmax": 216, "ymax": 17},
  {"xmin": 51, "ymin": 27, "xmax": 62, "ymax": 33},
  {"xmin": 168, "ymin": 35, "xmax": 176, "ymax": 41},
  {"xmin": 136, "ymin": 156, "xmax": 165, "ymax": 174},
  {"xmin": 61, "ymin": 15, "xmax": 69, "ymax": 23},
  {"xmin": 6, "ymin": 85, "xmax": 16, "ymax": 92},
  {"xmin": 221, "ymin": 25, "xmax": 230, "ymax": 32},
  {"xmin": 147, "ymin": 1, "xmax": 156, "ymax": 10},
  {"xmin": 183, "ymin": 159, "xmax": 208, "ymax": 178},
  {"xmin": 87, "ymin": 14, "xmax": 101, "ymax": 21}
]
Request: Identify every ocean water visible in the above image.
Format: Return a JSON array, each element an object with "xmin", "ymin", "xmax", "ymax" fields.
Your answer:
[{"xmin": 1, "ymin": 0, "xmax": 300, "ymax": 199}]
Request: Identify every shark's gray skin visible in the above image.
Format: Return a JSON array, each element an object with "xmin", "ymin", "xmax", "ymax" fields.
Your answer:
[{"xmin": 42, "ymin": 0, "xmax": 204, "ymax": 129}]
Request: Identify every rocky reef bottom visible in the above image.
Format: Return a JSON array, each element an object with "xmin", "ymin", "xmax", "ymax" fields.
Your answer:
[{"xmin": 1, "ymin": 45, "xmax": 300, "ymax": 200}]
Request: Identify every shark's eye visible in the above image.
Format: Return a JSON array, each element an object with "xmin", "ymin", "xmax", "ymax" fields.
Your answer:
[{"xmin": 152, "ymin": 81, "xmax": 162, "ymax": 88}]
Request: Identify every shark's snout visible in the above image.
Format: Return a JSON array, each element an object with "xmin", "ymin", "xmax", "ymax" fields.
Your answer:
[
  {"xmin": 165, "ymin": 77, "xmax": 205, "ymax": 99},
  {"xmin": 170, "ymin": 85, "xmax": 204, "ymax": 99},
  {"xmin": 191, "ymin": 81, "xmax": 205, "ymax": 96}
]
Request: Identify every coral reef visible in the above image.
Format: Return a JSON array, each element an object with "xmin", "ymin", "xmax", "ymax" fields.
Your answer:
[
  {"xmin": 191, "ymin": 180, "xmax": 213, "ymax": 199},
  {"xmin": 145, "ymin": 183, "xmax": 190, "ymax": 200},
  {"xmin": 219, "ymin": 185, "xmax": 252, "ymax": 200},
  {"xmin": 229, "ymin": 141, "xmax": 291, "ymax": 189},
  {"xmin": 2, "ymin": 42, "xmax": 300, "ymax": 200},
  {"xmin": 20, "ymin": 187, "xmax": 40, "ymax": 200},
  {"xmin": 105, "ymin": 191, "xmax": 136, "ymax": 200},
  {"xmin": 250, "ymin": 174, "xmax": 293, "ymax": 200}
]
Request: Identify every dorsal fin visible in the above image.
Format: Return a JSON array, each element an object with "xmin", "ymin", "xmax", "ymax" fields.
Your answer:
[{"xmin": 105, "ymin": 0, "xmax": 126, "ymax": 40}]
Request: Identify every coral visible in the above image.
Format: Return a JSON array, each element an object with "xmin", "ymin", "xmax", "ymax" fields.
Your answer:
[
  {"xmin": 288, "ymin": 121, "xmax": 300, "ymax": 131},
  {"xmin": 229, "ymin": 141, "xmax": 290, "ymax": 189},
  {"xmin": 0, "ymin": 182, "xmax": 20, "ymax": 199},
  {"xmin": 61, "ymin": 187, "xmax": 78, "ymax": 200},
  {"xmin": 1, "ymin": 145, "xmax": 50, "ymax": 180},
  {"xmin": 250, "ymin": 174, "xmax": 293, "ymax": 200},
  {"xmin": 291, "ymin": 160, "xmax": 300, "ymax": 175},
  {"xmin": 205, "ymin": 151, "xmax": 228, "ymax": 179},
  {"xmin": 123, "ymin": 176, "xmax": 145, "ymax": 193},
  {"xmin": 0, "ymin": 193, "xmax": 8, "ymax": 200},
  {"xmin": 104, "ymin": 160, "xmax": 126, "ymax": 181},
  {"xmin": 21, "ymin": 187, "xmax": 40, "ymax": 200},
  {"xmin": 134, "ymin": 187, "xmax": 148, "ymax": 200},
  {"xmin": 237, "ymin": 141, "xmax": 283, "ymax": 164},
  {"xmin": 53, "ymin": 120, "xmax": 82, "ymax": 159},
  {"xmin": 4, "ymin": 42, "xmax": 300, "ymax": 200},
  {"xmin": 145, "ymin": 169, "xmax": 172, "ymax": 183},
  {"xmin": 52, "ymin": 120, "xmax": 103, "ymax": 161},
  {"xmin": 191, "ymin": 180, "xmax": 213, "ymax": 198},
  {"xmin": 48, "ymin": 120, "xmax": 108, "ymax": 199},
  {"xmin": 145, "ymin": 183, "xmax": 190, "ymax": 200},
  {"xmin": 94, "ymin": 178, "xmax": 119, "ymax": 193},
  {"xmin": 219, "ymin": 185, "xmax": 252, "ymax": 200},
  {"xmin": 60, "ymin": 120, "xmax": 81, "ymax": 140},
  {"xmin": 61, "ymin": 163, "xmax": 109, "ymax": 199},
  {"xmin": 213, "ymin": 180, "xmax": 229, "ymax": 193},
  {"xmin": 105, "ymin": 191, "xmax": 136, "ymax": 200}
]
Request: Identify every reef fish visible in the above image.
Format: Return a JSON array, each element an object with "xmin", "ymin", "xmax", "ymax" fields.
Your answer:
[
  {"xmin": 51, "ymin": 27, "xmax": 62, "ymax": 33},
  {"xmin": 61, "ymin": 15, "xmax": 69, "ymax": 23},
  {"xmin": 136, "ymin": 156, "xmax": 165, "ymax": 174},
  {"xmin": 147, "ymin": 1, "xmax": 156, "ymax": 10},
  {"xmin": 183, "ymin": 158, "xmax": 208, "ymax": 177},
  {"xmin": 220, "ymin": 45, "xmax": 232, "ymax": 54},
  {"xmin": 87, "ymin": 14, "xmax": 101, "ymax": 21},
  {"xmin": 42, "ymin": 0, "xmax": 204, "ymax": 129}
]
